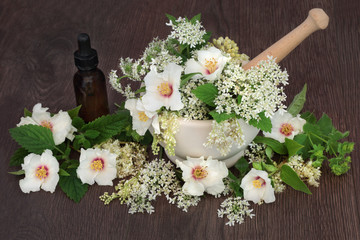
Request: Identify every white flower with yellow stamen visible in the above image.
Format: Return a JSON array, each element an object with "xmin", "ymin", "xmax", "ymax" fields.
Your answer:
[
  {"xmin": 142, "ymin": 63, "xmax": 184, "ymax": 111},
  {"xmin": 264, "ymin": 110, "xmax": 306, "ymax": 143},
  {"xmin": 125, "ymin": 98, "xmax": 160, "ymax": 136},
  {"xmin": 19, "ymin": 150, "xmax": 59, "ymax": 193},
  {"xmin": 17, "ymin": 103, "xmax": 76, "ymax": 145},
  {"xmin": 185, "ymin": 47, "xmax": 230, "ymax": 81},
  {"xmin": 240, "ymin": 168, "xmax": 275, "ymax": 204},
  {"xmin": 76, "ymin": 148, "xmax": 117, "ymax": 186},
  {"xmin": 175, "ymin": 156, "xmax": 228, "ymax": 196}
]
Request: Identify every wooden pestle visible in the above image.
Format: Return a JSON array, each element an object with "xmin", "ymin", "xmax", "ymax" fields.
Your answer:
[{"xmin": 242, "ymin": 8, "xmax": 329, "ymax": 70}]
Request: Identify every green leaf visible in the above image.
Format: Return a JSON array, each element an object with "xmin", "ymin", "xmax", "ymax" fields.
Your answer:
[
  {"xmin": 135, "ymin": 86, "xmax": 146, "ymax": 94},
  {"xmin": 261, "ymin": 162, "xmax": 278, "ymax": 173},
  {"xmin": 253, "ymin": 136, "xmax": 287, "ymax": 155},
  {"xmin": 180, "ymin": 72, "xmax": 201, "ymax": 87},
  {"xmin": 72, "ymin": 117, "xmax": 85, "ymax": 129},
  {"xmin": 209, "ymin": 111, "xmax": 235, "ymax": 123},
  {"xmin": 252, "ymin": 162, "xmax": 262, "ymax": 170},
  {"xmin": 8, "ymin": 169, "xmax": 25, "ymax": 175},
  {"xmin": 227, "ymin": 170, "xmax": 239, "ymax": 183},
  {"xmin": 293, "ymin": 134, "xmax": 312, "ymax": 159},
  {"xmin": 59, "ymin": 169, "xmax": 88, "ymax": 203},
  {"xmin": 265, "ymin": 147, "xmax": 273, "ymax": 160},
  {"xmin": 59, "ymin": 168, "xmax": 71, "ymax": 177},
  {"xmin": 301, "ymin": 111, "xmax": 317, "ymax": 124},
  {"xmin": 9, "ymin": 125, "xmax": 55, "ymax": 154},
  {"xmin": 248, "ymin": 111, "xmax": 272, "ymax": 133},
  {"xmin": 237, "ymin": 95, "xmax": 242, "ymax": 105},
  {"xmin": 165, "ymin": 13, "xmax": 177, "ymax": 24},
  {"xmin": 67, "ymin": 105, "xmax": 82, "ymax": 119},
  {"xmin": 9, "ymin": 148, "xmax": 29, "ymax": 166},
  {"xmin": 202, "ymin": 31, "xmax": 212, "ymax": 43},
  {"xmin": 317, "ymin": 113, "xmax": 333, "ymax": 135},
  {"xmin": 84, "ymin": 130, "xmax": 100, "ymax": 139},
  {"xmin": 229, "ymin": 181, "xmax": 243, "ymax": 197},
  {"xmin": 234, "ymin": 157, "xmax": 249, "ymax": 176},
  {"xmin": 288, "ymin": 84, "xmax": 307, "ymax": 116},
  {"xmin": 81, "ymin": 111, "xmax": 131, "ymax": 145},
  {"xmin": 24, "ymin": 108, "xmax": 32, "ymax": 117},
  {"xmin": 190, "ymin": 13, "xmax": 201, "ymax": 24},
  {"xmin": 280, "ymin": 165, "xmax": 311, "ymax": 194},
  {"xmin": 284, "ymin": 138, "xmax": 304, "ymax": 157},
  {"xmin": 192, "ymin": 83, "xmax": 218, "ymax": 107}
]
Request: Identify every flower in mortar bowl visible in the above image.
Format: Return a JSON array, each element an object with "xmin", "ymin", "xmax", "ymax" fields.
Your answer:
[
  {"xmin": 264, "ymin": 110, "xmax": 306, "ymax": 143},
  {"xmin": 142, "ymin": 63, "xmax": 184, "ymax": 112},
  {"xmin": 76, "ymin": 148, "xmax": 117, "ymax": 186},
  {"xmin": 185, "ymin": 46, "xmax": 230, "ymax": 81},
  {"xmin": 125, "ymin": 98, "xmax": 160, "ymax": 136},
  {"xmin": 19, "ymin": 149, "xmax": 59, "ymax": 193},
  {"xmin": 175, "ymin": 156, "xmax": 228, "ymax": 196},
  {"xmin": 17, "ymin": 103, "xmax": 76, "ymax": 145},
  {"xmin": 240, "ymin": 168, "xmax": 275, "ymax": 204}
]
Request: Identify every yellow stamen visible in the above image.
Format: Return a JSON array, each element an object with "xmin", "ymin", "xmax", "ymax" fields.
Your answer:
[
  {"xmin": 192, "ymin": 166, "xmax": 208, "ymax": 180},
  {"xmin": 252, "ymin": 179, "xmax": 262, "ymax": 189},
  {"xmin": 204, "ymin": 57, "xmax": 218, "ymax": 74},
  {"xmin": 36, "ymin": 166, "xmax": 48, "ymax": 180},
  {"xmin": 90, "ymin": 159, "xmax": 104, "ymax": 171},
  {"xmin": 157, "ymin": 82, "xmax": 173, "ymax": 97},
  {"xmin": 138, "ymin": 111, "xmax": 149, "ymax": 122},
  {"xmin": 41, "ymin": 120, "xmax": 53, "ymax": 130},
  {"xmin": 280, "ymin": 123, "xmax": 294, "ymax": 136}
]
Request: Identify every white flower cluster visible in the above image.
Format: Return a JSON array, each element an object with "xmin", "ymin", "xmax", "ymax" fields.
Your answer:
[
  {"xmin": 166, "ymin": 17, "xmax": 206, "ymax": 48},
  {"xmin": 109, "ymin": 70, "xmax": 136, "ymax": 99},
  {"xmin": 244, "ymin": 142, "xmax": 267, "ymax": 163},
  {"xmin": 271, "ymin": 171, "xmax": 287, "ymax": 193},
  {"xmin": 166, "ymin": 183, "xmax": 201, "ymax": 212},
  {"xmin": 286, "ymin": 155, "xmax": 321, "ymax": 187},
  {"xmin": 217, "ymin": 197, "xmax": 255, "ymax": 226},
  {"xmin": 204, "ymin": 118, "xmax": 245, "ymax": 156},
  {"xmin": 214, "ymin": 57, "xmax": 288, "ymax": 122}
]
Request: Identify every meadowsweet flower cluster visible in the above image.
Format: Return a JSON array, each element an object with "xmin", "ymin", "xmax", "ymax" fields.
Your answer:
[
  {"xmin": 217, "ymin": 197, "xmax": 255, "ymax": 226},
  {"xmin": 286, "ymin": 155, "xmax": 321, "ymax": 187}
]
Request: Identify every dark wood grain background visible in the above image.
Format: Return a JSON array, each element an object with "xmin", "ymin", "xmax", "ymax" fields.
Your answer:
[{"xmin": 1, "ymin": 0, "xmax": 359, "ymax": 239}]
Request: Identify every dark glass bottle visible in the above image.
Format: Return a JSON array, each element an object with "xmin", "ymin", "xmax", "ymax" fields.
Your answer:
[{"xmin": 73, "ymin": 33, "xmax": 109, "ymax": 122}]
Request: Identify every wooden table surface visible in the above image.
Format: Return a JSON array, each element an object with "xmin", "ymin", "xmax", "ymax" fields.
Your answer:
[{"xmin": 1, "ymin": 0, "xmax": 359, "ymax": 239}]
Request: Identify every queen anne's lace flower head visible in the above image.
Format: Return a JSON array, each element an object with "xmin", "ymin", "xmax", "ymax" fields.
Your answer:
[
  {"xmin": 77, "ymin": 148, "xmax": 117, "ymax": 186},
  {"xmin": 240, "ymin": 168, "xmax": 275, "ymax": 204},
  {"xmin": 264, "ymin": 110, "xmax": 306, "ymax": 143},
  {"xmin": 19, "ymin": 150, "xmax": 59, "ymax": 193},
  {"xmin": 17, "ymin": 103, "xmax": 76, "ymax": 145},
  {"xmin": 176, "ymin": 156, "xmax": 228, "ymax": 196}
]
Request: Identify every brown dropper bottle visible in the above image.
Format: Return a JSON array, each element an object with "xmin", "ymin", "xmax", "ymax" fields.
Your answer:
[{"xmin": 73, "ymin": 33, "xmax": 109, "ymax": 122}]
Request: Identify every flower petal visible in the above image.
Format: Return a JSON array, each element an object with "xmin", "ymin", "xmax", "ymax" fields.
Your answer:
[{"xmin": 183, "ymin": 181, "xmax": 205, "ymax": 196}]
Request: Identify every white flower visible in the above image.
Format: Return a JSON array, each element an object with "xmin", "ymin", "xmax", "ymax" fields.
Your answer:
[
  {"xmin": 77, "ymin": 148, "xmax": 117, "ymax": 186},
  {"xmin": 125, "ymin": 98, "xmax": 160, "ymax": 136},
  {"xmin": 185, "ymin": 47, "xmax": 230, "ymax": 81},
  {"xmin": 264, "ymin": 110, "xmax": 306, "ymax": 143},
  {"xmin": 240, "ymin": 168, "xmax": 275, "ymax": 204},
  {"xmin": 17, "ymin": 103, "xmax": 76, "ymax": 145},
  {"xmin": 175, "ymin": 156, "xmax": 228, "ymax": 196},
  {"xmin": 142, "ymin": 63, "xmax": 184, "ymax": 111},
  {"xmin": 19, "ymin": 150, "xmax": 59, "ymax": 193}
]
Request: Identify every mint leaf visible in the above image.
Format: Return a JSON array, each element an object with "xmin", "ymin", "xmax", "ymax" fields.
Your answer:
[
  {"xmin": 59, "ymin": 169, "xmax": 88, "ymax": 203},
  {"xmin": 209, "ymin": 111, "xmax": 235, "ymax": 123},
  {"xmin": 249, "ymin": 111, "xmax": 272, "ymax": 133},
  {"xmin": 8, "ymin": 170, "xmax": 25, "ymax": 175},
  {"xmin": 253, "ymin": 136, "xmax": 287, "ymax": 155},
  {"xmin": 180, "ymin": 72, "xmax": 201, "ymax": 87},
  {"xmin": 67, "ymin": 105, "xmax": 82, "ymax": 119},
  {"xmin": 192, "ymin": 83, "xmax": 218, "ymax": 107},
  {"xmin": 24, "ymin": 108, "xmax": 32, "ymax": 117},
  {"xmin": 84, "ymin": 130, "xmax": 100, "ymax": 139},
  {"xmin": 280, "ymin": 165, "xmax": 311, "ymax": 194},
  {"xmin": 9, "ymin": 125, "xmax": 55, "ymax": 154},
  {"xmin": 72, "ymin": 116, "xmax": 85, "ymax": 129},
  {"xmin": 59, "ymin": 168, "xmax": 71, "ymax": 177},
  {"xmin": 284, "ymin": 138, "xmax": 304, "ymax": 157},
  {"xmin": 234, "ymin": 157, "xmax": 249, "ymax": 176},
  {"xmin": 288, "ymin": 84, "xmax": 307, "ymax": 116},
  {"xmin": 10, "ymin": 148, "xmax": 29, "ymax": 166}
]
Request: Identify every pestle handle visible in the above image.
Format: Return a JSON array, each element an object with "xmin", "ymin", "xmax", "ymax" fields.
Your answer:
[{"xmin": 242, "ymin": 8, "xmax": 329, "ymax": 70}]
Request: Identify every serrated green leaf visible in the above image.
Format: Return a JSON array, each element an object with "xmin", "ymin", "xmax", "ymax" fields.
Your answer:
[
  {"xmin": 301, "ymin": 111, "xmax": 317, "ymax": 124},
  {"xmin": 253, "ymin": 136, "xmax": 287, "ymax": 155},
  {"xmin": 59, "ymin": 169, "xmax": 88, "ymax": 203},
  {"xmin": 229, "ymin": 181, "xmax": 243, "ymax": 197},
  {"xmin": 72, "ymin": 117, "xmax": 85, "ymax": 130},
  {"xmin": 209, "ymin": 111, "xmax": 235, "ymax": 123},
  {"xmin": 192, "ymin": 83, "xmax": 218, "ymax": 107},
  {"xmin": 67, "ymin": 105, "xmax": 82, "ymax": 119},
  {"xmin": 252, "ymin": 162, "xmax": 262, "ymax": 170},
  {"xmin": 9, "ymin": 125, "xmax": 55, "ymax": 154},
  {"xmin": 288, "ymin": 84, "xmax": 307, "ymax": 116},
  {"xmin": 84, "ymin": 129, "xmax": 100, "ymax": 139},
  {"xmin": 9, "ymin": 148, "xmax": 29, "ymax": 166},
  {"xmin": 24, "ymin": 108, "xmax": 32, "ymax": 117},
  {"xmin": 8, "ymin": 169, "xmax": 25, "ymax": 175},
  {"xmin": 180, "ymin": 72, "xmax": 201, "ymax": 87},
  {"xmin": 235, "ymin": 157, "xmax": 249, "ymax": 176},
  {"xmin": 248, "ymin": 111, "xmax": 272, "ymax": 133},
  {"xmin": 190, "ymin": 13, "xmax": 201, "ymax": 24},
  {"xmin": 59, "ymin": 168, "xmax": 71, "ymax": 176},
  {"xmin": 293, "ymin": 134, "xmax": 312, "ymax": 159},
  {"xmin": 284, "ymin": 138, "xmax": 304, "ymax": 157},
  {"xmin": 280, "ymin": 165, "xmax": 311, "ymax": 194},
  {"xmin": 317, "ymin": 113, "xmax": 333, "ymax": 135}
]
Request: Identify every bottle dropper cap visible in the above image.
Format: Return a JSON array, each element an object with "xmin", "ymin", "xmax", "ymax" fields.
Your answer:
[{"xmin": 74, "ymin": 33, "xmax": 99, "ymax": 71}]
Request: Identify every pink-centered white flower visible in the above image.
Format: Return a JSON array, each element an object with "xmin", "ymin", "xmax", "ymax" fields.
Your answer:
[
  {"xmin": 76, "ymin": 148, "xmax": 117, "ymax": 186},
  {"xmin": 185, "ymin": 46, "xmax": 230, "ymax": 81},
  {"xmin": 125, "ymin": 98, "xmax": 160, "ymax": 136},
  {"xmin": 19, "ymin": 150, "xmax": 59, "ymax": 193},
  {"xmin": 142, "ymin": 63, "xmax": 184, "ymax": 111},
  {"xmin": 175, "ymin": 156, "xmax": 228, "ymax": 196},
  {"xmin": 240, "ymin": 168, "xmax": 275, "ymax": 204},
  {"xmin": 264, "ymin": 110, "xmax": 306, "ymax": 143},
  {"xmin": 17, "ymin": 103, "xmax": 76, "ymax": 145}
]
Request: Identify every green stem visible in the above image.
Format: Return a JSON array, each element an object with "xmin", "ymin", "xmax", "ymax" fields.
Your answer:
[
  {"xmin": 159, "ymin": 146, "xmax": 164, "ymax": 160},
  {"xmin": 55, "ymin": 146, "xmax": 65, "ymax": 155},
  {"xmin": 186, "ymin": 46, "xmax": 190, "ymax": 58},
  {"xmin": 309, "ymin": 132, "xmax": 328, "ymax": 143}
]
